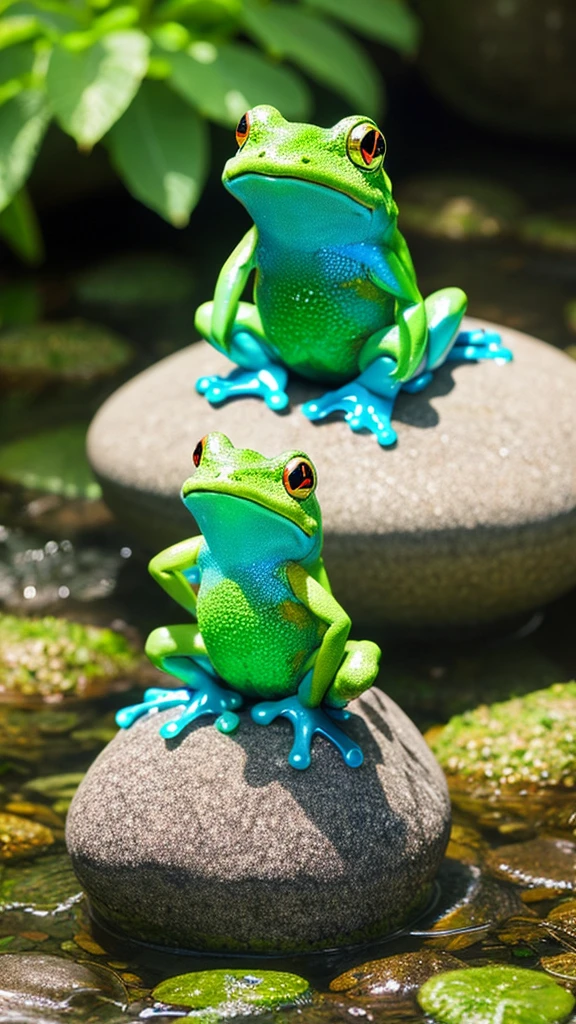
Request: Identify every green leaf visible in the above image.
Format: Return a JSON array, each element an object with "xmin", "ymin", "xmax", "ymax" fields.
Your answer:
[
  {"xmin": 1, "ymin": 2, "xmax": 81, "ymax": 37},
  {"xmin": 0, "ymin": 185, "xmax": 43, "ymax": 263},
  {"xmin": 418, "ymin": 966, "xmax": 575, "ymax": 1024},
  {"xmin": 168, "ymin": 40, "xmax": 311, "ymax": 127},
  {"xmin": 0, "ymin": 89, "xmax": 50, "ymax": 212},
  {"xmin": 0, "ymin": 15, "xmax": 40, "ymax": 50},
  {"xmin": 0, "ymin": 41, "xmax": 36, "ymax": 84},
  {"xmin": 107, "ymin": 80, "xmax": 208, "ymax": 226},
  {"xmin": 0, "ymin": 423, "xmax": 101, "ymax": 498},
  {"xmin": 303, "ymin": 0, "xmax": 420, "ymax": 56},
  {"xmin": 242, "ymin": 2, "xmax": 382, "ymax": 116},
  {"xmin": 46, "ymin": 29, "xmax": 150, "ymax": 148}
]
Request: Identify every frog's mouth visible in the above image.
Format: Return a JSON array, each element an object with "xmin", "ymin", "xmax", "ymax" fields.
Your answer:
[
  {"xmin": 181, "ymin": 483, "xmax": 318, "ymax": 538},
  {"xmin": 225, "ymin": 169, "xmax": 375, "ymax": 212}
]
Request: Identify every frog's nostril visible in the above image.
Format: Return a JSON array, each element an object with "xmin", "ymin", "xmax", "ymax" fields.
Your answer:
[
  {"xmin": 301, "ymin": 156, "xmax": 311, "ymax": 164},
  {"xmin": 258, "ymin": 150, "xmax": 266, "ymax": 158}
]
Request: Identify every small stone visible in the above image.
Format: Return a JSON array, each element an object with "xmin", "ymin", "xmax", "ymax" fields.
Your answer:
[
  {"xmin": 329, "ymin": 950, "xmax": 463, "ymax": 998},
  {"xmin": 66, "ymin": 688, "xmax": 450, "ymax": 954},
  {"xmin": 0, "ymin": 952, "xmax": 126, "ymax": 1011},
  {"xmin": 153, "ymin": 969, "xmax": 309, "ymax": 1011},
  {"xmin": 87, "ymin": 320, "xmax": 576, "ymax": 628},
  {"xmin": 417, "ymin": 965, "xmax": 575, "ymax": 1024},
  {"xmin": 485, "ymin": 838, "xmax": 576, "ymax": 893},
  {"xmin": 0, "ymin": 813, "xmax": 53, "ymax": 862}
]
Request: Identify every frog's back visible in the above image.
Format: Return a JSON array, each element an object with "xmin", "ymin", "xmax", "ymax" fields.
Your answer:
[
  {"xmin": 255, "ymin": 241, "xmax": 393, "ymax": 382},
  {"xmin": 196, "ymin": 553, "xmax": 325, "ymax": 698}
]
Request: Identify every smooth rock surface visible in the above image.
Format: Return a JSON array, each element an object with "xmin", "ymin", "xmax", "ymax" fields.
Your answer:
[
  {"xmin": 0, "ymin": 953, "xmax": 126, "ymax": 1011},
  {"xmin": 66, "ymin": 687, "xmax": 450, "ymax": 954},
  {"xmin": 87, "ymin": 319, "xmax": 576, "ymax": 628}
]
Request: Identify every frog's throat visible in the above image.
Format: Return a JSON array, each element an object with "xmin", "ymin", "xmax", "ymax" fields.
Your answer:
[
  {"xmin": 183, "ymin": 491, "xmax": 321, "ymax": 566},
  {"xmin": 224, "ymin": 170, "xmax": 375, "ymax": 212}
]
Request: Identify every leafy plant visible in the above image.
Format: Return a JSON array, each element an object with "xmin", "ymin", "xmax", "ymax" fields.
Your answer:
[{"xmin": 0, "ymin": 0, "xmax": 419, "ymax": 262}]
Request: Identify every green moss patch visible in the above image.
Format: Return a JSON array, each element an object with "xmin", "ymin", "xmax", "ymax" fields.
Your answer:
[
  {"xmin": 418, "ymin": 965, "xmax": 575, "ymax": 1024},
  {"xmin": 0, "ymin": 424, "xmax": 100, "ymax": 499},
  {"xmin": 429, "ymin": 682, "xmax": 576, "ymax": 791},
  {"xmin": 0, "ymin": 614, "xmax": 140, "ymax": 700},
  {"xmin": 0, "ymin": 320, "xmax": 132, "ymax": 383}
]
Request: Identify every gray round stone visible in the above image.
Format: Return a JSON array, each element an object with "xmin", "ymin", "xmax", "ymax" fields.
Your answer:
[
  {"xmin": 87, "ymin": 318, "xmax": 576, "ymax": 627},
  {"xmin": 0, "ymin": 953, "xmax": 126, "ymax": 1011},
  {"xmin": 66, "ymin": 687, "xmax": 450, "ymax": 954}
]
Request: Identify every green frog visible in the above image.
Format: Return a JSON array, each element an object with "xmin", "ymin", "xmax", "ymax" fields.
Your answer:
[
  {"xmin": 195, "ymin": 105, "xmax": 512, "ymax": 446},
  {"xmin": 116, "ymin": 432, "xmax": 380, "ymax": 769}
]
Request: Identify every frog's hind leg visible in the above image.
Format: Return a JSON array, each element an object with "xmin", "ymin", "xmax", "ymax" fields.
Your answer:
[
  {"xmin": 116, "ymin": 624, "xmax": 242, "ymax": 739},
  {"xmin": 416, "ymin": 286, "xmax": 512, "ymax": 371},
  {"xmin": 195, "ymin": 301, "xmax": 289, "ymax": 411},
  {"xmin": 250, "ymin": 641, "xmax": 379, "ymax": 771}
]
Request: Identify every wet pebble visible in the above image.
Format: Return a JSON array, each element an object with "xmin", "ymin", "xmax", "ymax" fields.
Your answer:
[
  {"xmin": 0, "ymin": 952, "xmax": 126, "ymax": 1012},
  {"xmin": 329, "ymin": 950, "xmax": 463, "ymax": 999},
  {"xmin": 486, "ymin": 838, "xmax": 576, "ymax": 894},
  {"xmin": 0, "ymin": 813, "xmax": 53, "ymax": 862}
]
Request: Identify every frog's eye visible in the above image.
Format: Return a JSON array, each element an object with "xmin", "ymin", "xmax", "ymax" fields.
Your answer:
[
  {"xmin": 192, "ymin": 437, "xmax": 206, "ymax": 468},
  {"xmin": 283, "ymin": 457, "xmax": 316, "ymax": 500},
  {"xmin": 346, "ymin": 122, "xmax": 386, "ymax": 171},
  {"xmin": 235, "ymin": 112, "xmax": 250, "ymax": 148}
]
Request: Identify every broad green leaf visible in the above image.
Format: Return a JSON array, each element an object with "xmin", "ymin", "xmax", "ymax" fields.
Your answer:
[
  {"xmin": 242, "ymin": 3, "xmax": 382, "ymax": 117},
  {"xmin": 0, "ymin": 15, "xmax": 40, "ymax": 50},
  {"xmin": 168, "ymin": 40, "xmax": 311, "ymax": 127},
  {"xmin": 303, "ymin": 0, "xmax": 420, "ymax": 56},
  {"xmin": 0, "ymin": 185, "xmax": 43, "ymax": 263},
  {"xmin": 46, "ymin": 29, "xmax": 150, "ymax": 148},
  {"xmin": 0, "ymin": 89, "xmax": 50, "ymax": 212},
  {"xmin": 114, "ymin": 96, "xmax": 203, "ymax": 222},
  {"xmin": 91, "ymin": 4, "xmax": 139, "ymax": 36},
  {"xmin": 0, "ymin": 423, "xmax": 101, "ymax": 499},
  {"xmin": 154, "ymin": 0, "xmax": 242, "ymax": 25},
  {"xmin": 1, "ymin": 2, "xmax": 81, "ymax": 36},
  {"xmin": 0, "ymin": 41, "xmax": 36, "ymax": 84},
  {"xmin": 107, "ymin": 80, "xmax": 208, "ymax": 226}
]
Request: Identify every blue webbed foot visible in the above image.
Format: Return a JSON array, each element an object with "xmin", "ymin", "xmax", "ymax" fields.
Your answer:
[
  {"xmin": 448, "ymin": 328, "xmax": 513, "ymax": 364},
  {"xmin": 251, "ymin": 695, "xmax": 364, "ymax": 770},
  {"xmin": 401, "ymin": 370, "xmax": 433, "ymax": 394},
  {"xmin": 116, "ymin": 679, "xmax": 243, "ymax": 739},
  {"xmin": 302, "ymin": 383, "xmax": 397, "ymax": 447},
  {"xmin": 196, "ymin": 364, "xmax": 289, "ymax": 411}
]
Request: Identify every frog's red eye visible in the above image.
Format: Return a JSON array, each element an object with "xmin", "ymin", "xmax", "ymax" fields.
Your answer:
[
  {"xmin": 193, "ymin": 437, "xmax": 206, "ymax": 468},
  {"xmin": 235, "ymin": 112, "xmax": 250, "ymax": 148},
  {"xmin": 283, "ymin": 457, "xmax": 316, "ymax": 500},
  {"xmin": 347, "ymin": 122, "xmax": 386, "ymax": 171}
]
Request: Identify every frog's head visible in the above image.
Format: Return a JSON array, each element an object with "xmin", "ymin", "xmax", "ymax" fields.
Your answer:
[
  {"xmin": 181, "ymin": 433, "xmax": 322, "ymax": 564},
  {"xmin": 222, "ymin": 105, "xmax": 397, "ymax": 246}
]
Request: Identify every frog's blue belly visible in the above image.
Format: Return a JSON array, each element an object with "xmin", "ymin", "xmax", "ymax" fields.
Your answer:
[
  {"xmin": 196, "ymin": 555, "xmax": 325, "ymax": 699},
  {"xmin": 254, "ymin": 245, "xmax": 394, "ymax": 381}
]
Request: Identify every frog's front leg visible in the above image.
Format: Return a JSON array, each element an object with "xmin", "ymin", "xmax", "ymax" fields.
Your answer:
[
  {"xmin": 302, "ymin": 287, "xmax": 468, "ymax": 446},
  {"xmin": 251, "ymin": 567, "xmax": 380, "ymax": 769},
  {"xmin": 116, "ymin": 624, "xmax": 242, "ymax": 738},
  {"xmin": 195, "ymin": 300, "xmax": 289, "ymax": 411}
]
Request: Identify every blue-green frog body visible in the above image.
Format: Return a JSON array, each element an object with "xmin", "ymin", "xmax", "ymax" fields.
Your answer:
[
  {"xmin": 116, "ymin": 433, "xmax": 380, "ymax": 768},
  {"xmin": 195, "ymin": 105, "xmax": 512, "ymax": 446}
]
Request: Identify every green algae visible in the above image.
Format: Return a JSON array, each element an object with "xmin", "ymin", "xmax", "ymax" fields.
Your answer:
[
  {"xmin": 0, "ymin": 320, "xmax": 132, "ymax": 384},
  {"xmin": 418, "ymin": 965, "xmax": 575, "ymax": 1024},
  {"xmin": 429, "ymin": 682, "xmax": 576, "ymax": 792},
  {"xmin": 0, "ymin": 614, "xmax": 140, "ymax": 701},
  {"xmin": 0, "ymin": 424, "xmax": 100, "ymax": 499},
  {"xmin": 153, "ymin": 969, "xmax": 310, "ymax": 1013}
]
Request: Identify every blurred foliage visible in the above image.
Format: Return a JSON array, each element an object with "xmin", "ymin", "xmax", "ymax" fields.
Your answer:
[{"xmin": 0, "ymin": 0, "xmax": 419, "ymax": 261}]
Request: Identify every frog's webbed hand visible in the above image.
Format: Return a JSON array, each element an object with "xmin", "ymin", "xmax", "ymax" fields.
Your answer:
[
  {"xmin": 194, "ymin": 227, "xmax": 289, "ymax": 411},
  {"xmin": 117, "ymin": 624, "xmax": 243, "ymax": 738},
  {"xmin": 251, "ymin": 565, "xmax": 365, "ymax": 769}
]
